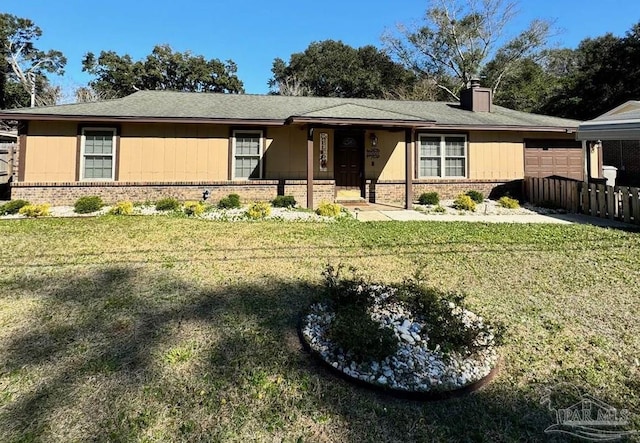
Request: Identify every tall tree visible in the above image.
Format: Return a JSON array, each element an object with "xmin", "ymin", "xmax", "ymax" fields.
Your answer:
[
  {"xmin": 481, "ymin": 49, "xmax": 576, "ymax": 112},
  {"xmin": 539, "ymin": 23, "xmax": 640, "ymax": 120},
  {"xmin": 82, "ymin": 44, "xmax": 244, "ymax": 99},
  {"xmin": 0, "ymin": 13, "xmax": 66, "ymax": 108},
  {"xmin": 383, "ymin": 0, "xmax": 551, "ymax": 100},
  {"xmin": 269, "ymin": 40, "xmax": 416, "ymax": 98}
]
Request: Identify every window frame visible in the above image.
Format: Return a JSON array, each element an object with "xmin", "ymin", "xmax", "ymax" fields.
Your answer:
[
  {"xmin": 416, "ymin": 133, "xmax": 468, "ymax": 179},
  {"xmin": 232, "ymin": 129, "xmax": 264, "ymax": 180},
  {"xmin": 80, "ymin": 127, "xmax": 117, "ymax": 181}
]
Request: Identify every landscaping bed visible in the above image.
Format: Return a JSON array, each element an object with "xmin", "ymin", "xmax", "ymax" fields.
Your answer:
[{"xmin": 300, "ymin": 269, "xmax": 502, "ymax": 398}]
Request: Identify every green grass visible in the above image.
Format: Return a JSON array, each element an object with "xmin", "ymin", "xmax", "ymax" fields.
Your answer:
[{"xmin": 0, "ymin": 217, "xmax": 639, "ymax": 442}]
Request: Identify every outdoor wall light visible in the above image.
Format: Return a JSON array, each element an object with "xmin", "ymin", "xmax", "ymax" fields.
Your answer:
[
  {"xmin": 370, "ymin": 133, "xmax": 378, "ymax": 147},
  {"xmin": 202, "ymin": 189, "xmax": 210, "ymax": 201}
]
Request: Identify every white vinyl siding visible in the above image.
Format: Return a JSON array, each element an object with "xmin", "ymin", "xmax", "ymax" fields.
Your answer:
[
  {"xmin": 81, "ymin": 128, "xmax": 116, "ymax": 180},
  {"xmin": 418, "ymin": 134, "xmax": 467, "ymax": 178},
  {"xmin": 232, "ymin": 130, "xmax": 263, "ymax": 179}
]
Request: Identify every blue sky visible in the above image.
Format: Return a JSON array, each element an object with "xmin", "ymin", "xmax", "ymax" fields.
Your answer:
[{"xmin": 4, "ymin": 0, "xmax": 639, "ymax": 97}]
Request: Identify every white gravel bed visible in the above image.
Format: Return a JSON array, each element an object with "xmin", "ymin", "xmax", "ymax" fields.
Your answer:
[
  {"xmin": 0, "ymin": 204, "xmax": 336, "ymax": 222},
  {"xmin": 414, "ymin": 199, "xmax": 564, "ymax": 216},
  {"xmin": 301, "ymin": 287, "xmax": 499, "ymax": 393}
]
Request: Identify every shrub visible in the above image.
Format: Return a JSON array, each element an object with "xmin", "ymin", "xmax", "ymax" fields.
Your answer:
[
  {"xmin": 418, "ymin": 192, "xmax": 439, "ymax": 205},
  {"xmin": 155, "ymin": 197, "xmax": 181, "ymax": 211},
  {"xmin": 396, "ymin": 280, "xmax": 504, "ymax": 356},
  {"xmin": 74, "ymin": 196, "xmax": 104, "ymax": 214},
  {"xmin": 18, "ymin": 203, "xmax": 50, "ymax": 218},
  {"xmin": 465, "ymin": 190, "xmax": 484, "ymax": 203},
  {"xmin": 329, "ymin": 304, "xmax": 398, "ymax": 362},
  {"xmin": 453, "ymin": 194, "xmax": 476, "ymax": 211},
  {"xmin": 498, "ymin": 196, "xmax": 520, "ymax": 209},
  {"xmin": 183, "ymin": 200, "xmax": 205, "ymax": 216},
  {"xmin": 315, "ymin": 201, "xmax": 342, "ymax": 217},
  {"xmin": 271, "ymin": 195, "xmax": 297, "ymax": 208},
  {"xmin": 432, "ymin": 205, "xmax": 446, "ymax": 213},
  {"xmin": 0, "ymin": 199, "xmax": 29, "ymax": 215},
  {"xmin": 217, "ymin": 193, "xmax": 241, "ymax": 209},
  {"xmin": 109, "ymin": 201, "xmax": 134, "ymax": 215},
  {"xmin": 246, "ymin": 201, "xmax": 271, "ymax": 219}
]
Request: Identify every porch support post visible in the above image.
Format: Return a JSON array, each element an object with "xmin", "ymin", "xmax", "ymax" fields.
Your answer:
[
  {"xmin": 307, "ymin": 126, "xmax": 314, "ymax": 209},
  {"xmin": 581, "ymin": 140, "xmax": 589, "ymax": 183},
  {"xmin": 405, "ymin": 128, "xmax": 414, "ymax": 209}
]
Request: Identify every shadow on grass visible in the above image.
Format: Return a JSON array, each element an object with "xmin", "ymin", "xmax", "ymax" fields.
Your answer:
[{"xmin": 0, "ymin": 266, "xmax": 574, "ymax": 442}]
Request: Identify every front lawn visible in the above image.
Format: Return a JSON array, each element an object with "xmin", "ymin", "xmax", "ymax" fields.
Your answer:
[{"xmin": 0, "ymin": 217, "xmax": 639, "ymax": 442}]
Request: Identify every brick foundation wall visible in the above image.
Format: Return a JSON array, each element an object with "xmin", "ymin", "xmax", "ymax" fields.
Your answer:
[
  {"xmin": 366, "ymin": 179, "xmax": 523, "ymax": 206},
  {"xmin": 282, "ymin": 180, "xmax": 336, "ymax": 207},
  {"xmin": 11, "ymin": 179, "xmax": 336, "ymax": 208}
]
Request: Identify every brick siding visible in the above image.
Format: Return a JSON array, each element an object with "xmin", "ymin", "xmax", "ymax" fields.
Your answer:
[
  {"xmin": 366, "ymin": 179, "xmax": 523, "ymax": 206},
  {"xmin": 11, "ymin": 180, "xmax": 336, "ymax": 208}
]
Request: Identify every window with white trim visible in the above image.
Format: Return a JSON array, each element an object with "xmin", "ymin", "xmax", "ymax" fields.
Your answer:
[
  {"xmin": 81, "ymin": 128, "xmax": 116, "ymax": 180},
  {"xmin": 232, "ymin": 130, "xmax": 263, "ymax": 179},
  {"xmin": 418, "ymin": 134, "xmax": 467, "ymax": 178}
]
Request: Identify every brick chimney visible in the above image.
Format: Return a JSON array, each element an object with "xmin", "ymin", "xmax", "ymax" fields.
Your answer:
[{"xmin": 460, "ymin": 78, "xmax": 493, "ymax": 112}]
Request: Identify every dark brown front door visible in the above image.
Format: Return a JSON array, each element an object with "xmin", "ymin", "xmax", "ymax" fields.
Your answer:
[{"xmin": 334, "ymin": 131, "xmax": 363, "ymax": 188}]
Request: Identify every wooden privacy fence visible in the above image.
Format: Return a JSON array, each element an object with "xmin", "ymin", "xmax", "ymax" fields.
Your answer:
[
  {"xmin": 0, "ymin": 142, "xmax": 16, "ymax": 184},
  {"xmin": 524, "ymin": 176, "xmax": 640, "ymax": 225}
]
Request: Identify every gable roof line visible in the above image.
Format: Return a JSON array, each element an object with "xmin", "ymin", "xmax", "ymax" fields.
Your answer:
[{"xmin": 297, "ymin": 101, "xmax": 436, "ymax": 122}]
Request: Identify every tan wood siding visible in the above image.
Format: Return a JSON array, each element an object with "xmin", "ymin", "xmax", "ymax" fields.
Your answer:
[
  {"xmin": 364, "ymin": 130, "xmax": 406, "ymax": 181},
  {"xmin": 118, "ymin": 123, "xmax": 229, "ymax": 181},
  {"xmin": 468, "ymin": 131, "xmax": 524, "ymax": 180},
  {"xmin": 24, "ymin": 121, "xmax": 77, "ymax": 182},
  {"xmin": 263, "ymin": 126, "xmax": 330, "ymax": 180}
]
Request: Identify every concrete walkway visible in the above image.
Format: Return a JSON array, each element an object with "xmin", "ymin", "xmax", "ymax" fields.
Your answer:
[{"xmin": 352, "ymin": 208, "xmax": 637, "ymax": 229}]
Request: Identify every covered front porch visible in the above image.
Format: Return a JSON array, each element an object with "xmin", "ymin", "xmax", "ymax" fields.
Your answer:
[{"xmin": 296, "ymin": 122, "xmax": 419, "ymax": 210}]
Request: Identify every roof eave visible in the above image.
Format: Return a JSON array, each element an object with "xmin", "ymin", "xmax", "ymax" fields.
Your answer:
[
  {"xmin": 428, "ymin": 124, "xmax": 577, "ymax": 133},
  {"xmin": 0, "ymin": 113, "xmax": 287, "ymax": 126}
]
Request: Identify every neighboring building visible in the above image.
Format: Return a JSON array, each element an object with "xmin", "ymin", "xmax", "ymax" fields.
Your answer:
[
  {"xmin": 0, "ymin": 85, "xmax": 589, "ymax": 208},
  {"xmin": 577, "ymin": 100, "xmax": 640, "ymax": 187}
]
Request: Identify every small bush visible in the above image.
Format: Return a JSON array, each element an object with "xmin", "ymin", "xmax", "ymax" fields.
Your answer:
[
  {"xmin": 183, "ymin": 200, "xmax": 205, "ymax": 216},
  {"xmin": 418, "ymin": 192, "xmax": 439, "ymax": 205},
  {"xmin": 109, "ymin": 201, "xmax": 134, "ymax": 215},
  {"xmin": 155, "ymin": 197, "xmax": 181, "ymax": 211},
  {"xmin": 498, "ymin": 196, "xmax": 520, "ymax": 209},
  {"xmin": 453, "ymin": 194, "xmax": 476, "ymax": 211},
  {"xmin": 271, "ymin": 195, "xmax": 297, "ymax": 208},
  {"xmin": 432, "ymin": 205, "xmax": 446, "ymax": 213},
  {"xmin": 396, "ymin": 280, "xmax": 504, "ymax": 356},
  {"xmin": 315, "ymin": 201, "xmax": 342, "ymax": 217},
  {"xmin": 74, "ymin": 196, "xmax": 104, "ymax": 214},
  {"xmin": 18, "ymin": 203, "xmax": 50, "ymax": 218},
  {"xmin": 329, "ymin": 304, "xmax": 398, "ymax": 362},
  {"xmin": 465, "ymin": 190, "xmax": 484, "ymax": 203},
  {"xmin": 217, "ymin": 194, "xmax": 241, "ymax": 209},
  {"xmin": 0, "ymin": 199, "xmax": 29, "ymax": 215},
  {"xmin": 246, "ymin": 201, "xmax": 271, "ymax": 219}
]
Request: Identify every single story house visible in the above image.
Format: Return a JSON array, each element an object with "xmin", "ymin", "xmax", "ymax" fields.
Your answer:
[
  {"xmin": 577, "ymin": 100, "xmax": 640, "ymax": 187},
  {"xmin": 0, "ymin": 84, "xmax": 594, "ymax": 208}
]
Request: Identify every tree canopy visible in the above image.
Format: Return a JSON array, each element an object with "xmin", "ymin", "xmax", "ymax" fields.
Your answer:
[
  {"xmin": 81, "ymin": 44, "xmax": 244, "ymax": 99},
  {"xmin": 383, "ymin": 0, "xmax": 551, "ymax": 100},
  {"xmin": 268, "ymin": 40, "xmax": 416, "ymax": 98},
  {"xmin": 0, "ymin": 13, "xmax": 66, "ymax": 108},
  {"xmin": 537, "ymin": 24, "xmax": 640, "ymax": 120}
]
